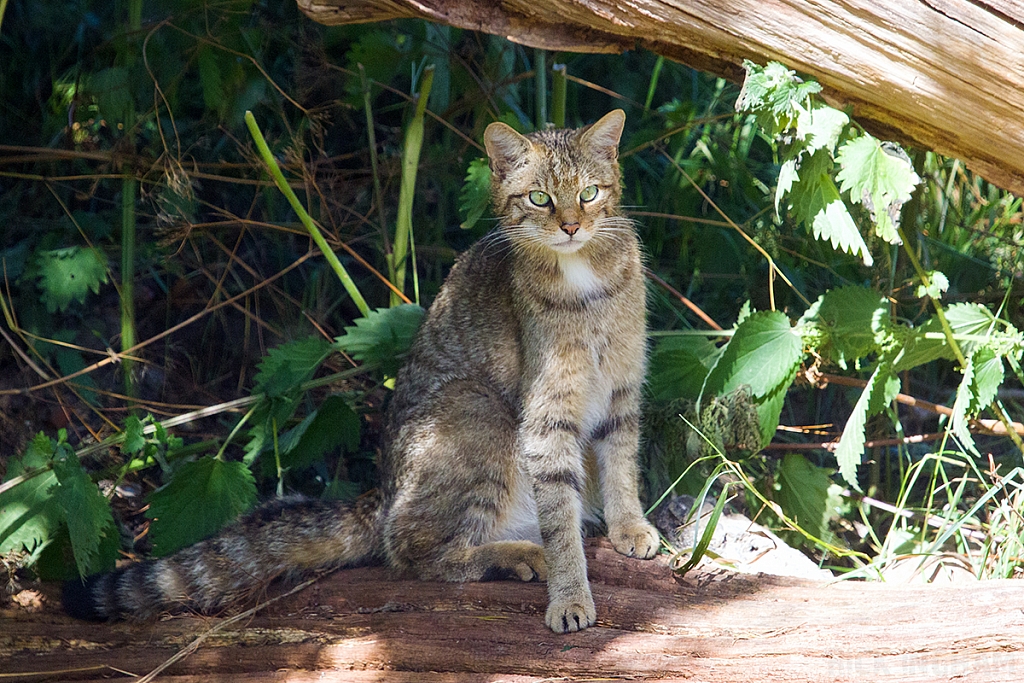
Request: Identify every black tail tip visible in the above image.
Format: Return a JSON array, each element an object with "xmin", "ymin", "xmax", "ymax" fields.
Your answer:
[{"xmin": 62, "ymin": 575, "xmax": 108, "ymax": 621}]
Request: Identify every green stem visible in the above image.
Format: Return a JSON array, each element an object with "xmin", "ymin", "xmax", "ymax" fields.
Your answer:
[
  {"xmin": 551, "ymin": 64, "xmax": 567, "ymax": 128},
  {"xmin": 0, "ymin": 0, "xmax": 9, "ymax": 34},
  {"xmin": 359, "ymin": 64, "xmax": 391, "ymax": 264},
  {"xmin": 644, "ymin": 56, "xmax": 665, "ymax": 111},
  {"xmin": 244, "ymin": 111, "xmax": 369, "ymax": 316},
  {"xmin": 534, "ymin": 49, "xmax": 547, "ymax": 128},
  {"xmin": 119, "ymin": 0, "xmax": 142, "ymax": 405},
  {"xmin": 391, "ymin": 65, "xmax": 434, "ymax": 307},
  {"xmin": 896, "ymin": 225, "xmax": 966, "ymax": 367}
]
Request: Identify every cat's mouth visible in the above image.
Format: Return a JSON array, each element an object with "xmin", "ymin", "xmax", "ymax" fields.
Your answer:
[{"xmin": 548, "ymin": 235, "xmax": 589, "ymax": 253}]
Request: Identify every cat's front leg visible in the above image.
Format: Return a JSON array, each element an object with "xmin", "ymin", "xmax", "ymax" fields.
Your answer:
[
  {"xmin": 593, "ymin": 382, "xmax": 660, "ymax": 560},
  {"xmin": 520, "ymin": 387, "xmax": 595, "ymax": 633}
]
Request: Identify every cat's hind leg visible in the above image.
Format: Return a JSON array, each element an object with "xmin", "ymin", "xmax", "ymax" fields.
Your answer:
[{"xmin": 382, "ymin": 380, "xmax": 547, "ymax": 584}]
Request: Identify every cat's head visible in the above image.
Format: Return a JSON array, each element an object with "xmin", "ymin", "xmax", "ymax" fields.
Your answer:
[{"xmin": 483, "ymin": 110, "xmax": 626, "ymax": 255}]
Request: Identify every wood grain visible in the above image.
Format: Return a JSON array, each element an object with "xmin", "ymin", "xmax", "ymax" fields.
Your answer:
[
  {"xmin": 297, "ymin": 0, "xmax": 1024, "ymax": 196},
  {"xmin": 4, "ymin": 539, "xmax": 1024, "ymax": 682}
]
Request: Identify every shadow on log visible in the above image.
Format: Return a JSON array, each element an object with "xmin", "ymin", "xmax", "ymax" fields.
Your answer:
[
  {"xmin": 3, "ymin": 539, "xmax": 1024, "ymax": 682},
  {"xmin": 297, "ymin": 0, "xmax": 1024, "ymax": 197}
]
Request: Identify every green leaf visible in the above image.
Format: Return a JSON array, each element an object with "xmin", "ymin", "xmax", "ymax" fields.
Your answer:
[
  {"xmin": 146, "ymin": 457, "xmax": 257, "ymax": 557},
  {"xmin": 800, "ymin": 286, "xmax": 889, "ymax": 369},
  {"xmin": 0, "ymin": 441, "xmax": 61, "ymax": 559},
  {"xmin": 833, "ymin": 361, "xmax": 891, "ymax": 489},
  {"xmin": 277, "ymin": 396, "xmax": 361, "ymax": 471},
  {"xmin": 775, "ymin": 453, "xmax": 837, "ymax": 542},
  {"xmin": 736, "ymin": 61, "xmax": 822, "ymax": 137},
  {"xmin": 950, "ymin": 355, "xmax": 979, "ymax": 456},
  {"xmin": 648, "ymin": 335, "xmax": 721, "ymax": 402},
  {"xmin": 755, "ymin": 368, "xmax": 797, "ymax": 448},
  {"xmin": 197, "ymin": 46, "xmax": 225, "ymax": 117},
  {"xmin": 795, "ymin": 102, "xmax": 849, "ymax": 154},
  {"xmin": 786, "ymin": 150, "xmax": 872, "ymax": 266},
  {"xmin": 334, "ymin": 304, "xmax": 426, "ymax": 376},
  {"xmin": 970, "ymin": 347, "xmax": 1004, "ymax": 413},
  {"xmin": 33, "ymin": 247, "xmax": 109, "ymax": 312},
  {"xmin": 915, "ymin": 270, "xmax": 949, "ymax": 300},
  {"xmin": 702, "ymin": 311, "xmax": 803, "ymax": 400},
  {"xmin": 253, "ymin": 337, "xmax": 333, "ymax": 397},
  {"xmin": 52, "ymin": 449, "xmax": 116, "ymax": 577},
  {"xmin": 89, "ymin": 67, "xmax": 133, "ymax": 125},
  {"xmin": 836, "ymin": 136, "xmax": 920, "ymax": 245},
  {"xmin": 122, "ymin": 415, "xmax": 146, "ymax": 454},
  {"xmin": 459, "ymin": 157, "xmax": 491, "ymax": 230}
]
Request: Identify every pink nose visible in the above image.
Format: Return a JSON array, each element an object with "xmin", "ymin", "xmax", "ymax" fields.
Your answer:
[{"xmin": 561, "ymin": 222, "xmax": 580, "ymax": 236}]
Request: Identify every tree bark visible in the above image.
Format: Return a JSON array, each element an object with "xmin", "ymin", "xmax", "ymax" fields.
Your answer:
[
  {"xmin": 4, "ymin": 539, "xmax": 1024, "ymax": 682},
  {"xmin": 297, "ymin": 0, "xmax": 1024, "ymax": 196}
]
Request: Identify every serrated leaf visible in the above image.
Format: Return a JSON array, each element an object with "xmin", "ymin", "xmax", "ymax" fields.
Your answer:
[
  {"xmin": 277, "ymin": 396, "xmax": 361, "ymax": 471},
  {"xmin": 775, "ymin": 453, "xmax": 836, "ymax": 542},
  {"xmin": 915, "ymin": 270, "xmax": 949, "ymax": 300},
  {"xmin": 0, "ymin": 448, "xmax": 61, "ymax": 558},
  {"xmin": 737, "ymin": 61, "xmax": 822, "ymax": 137},
  {"xmin": 836, "ymin": 136, "xmax": 920, "ymax": 245},
  {"xmin": 795, "ymin": 102, "xmax": 849, "ymax": 154},
  {"xmin": 867, "ymin": 372, "xmax": 901, "ymax": 416},
  {"xmin": 459, "ymin": 157, "xmax": 491, "ymax": 230},
  {"xmin": 834, "ymin": 362, "xmax": 889, "ymax": 489},
  {"xmin": 648, "ymin": 335, "xmax": 721, "ymax": 402},
  {"xmin": 122, "ymin": 415, "xmax": 146, "ymax": 454},
  {"xmin": 33, "ymin": 247, "xmax": 109, "ymax": 312},
  {"xmin": 787, "ymin": 150, "xmax": 872, "ymax": 266},
  {"xmin": 334, "ymin": 304, "xmax": 426, "ymax": 376},
  {"xmin": 950, "ymin": 356, "xmax": 979, "ymax": 455},
  {"xmin": 800, "ymin": 286, "xmax": 889, "ymax": 369},
  {"xmin": 146, "ymin": 457, "xmax": 257, "ymax": 557},
  {"xmin": 702, "ymin": 310, "xmax": 803, "ymax": 401},
  {"xmin": 970, "ymin": 348, "xmax": 1003, "ymax": 413},
  {"xmin": 52, "ymin": 450, "xmax": 116, "ymax": 577},
  {"xmin": 756, "ymin": 365, "xmax": 798, "ymax": 447},
  {"xmin": 253, "ymin": 337, "xmax": 332, "ymax": 397},
  {"xmin": 90, "ymin": 67, "xmax": 133, "ymax": 125},
  {"xmin": 775, "ymin": 159, "xmax": 798, "ymax": 216}
]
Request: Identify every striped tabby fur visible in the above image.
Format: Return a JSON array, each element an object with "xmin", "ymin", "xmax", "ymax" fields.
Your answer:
[{"xmin": 63, "ymin": 110, "xmax": 659, "ymax": 633}]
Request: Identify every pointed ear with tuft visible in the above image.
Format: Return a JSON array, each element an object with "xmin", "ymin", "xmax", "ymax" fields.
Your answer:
[
  {"xmin": 484, "ymin": 122, "xmax": 533, "ymax": 180},
  {"xmin": 580, "ymin": 109, "xmax": 626, "ymax": 161}
]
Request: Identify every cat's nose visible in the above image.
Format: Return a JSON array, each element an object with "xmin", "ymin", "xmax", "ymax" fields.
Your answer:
[{"xmin": 560, "ymin": 222, "xmax": 580, "ymax": 236}]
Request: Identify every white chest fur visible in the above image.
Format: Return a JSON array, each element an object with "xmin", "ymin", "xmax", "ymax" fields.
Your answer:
[{"xmin": 557, "ymin": 253, "xmax": 603, "ymax": 296}]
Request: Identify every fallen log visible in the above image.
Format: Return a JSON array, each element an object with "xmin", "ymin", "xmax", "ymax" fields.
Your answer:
[
  {"xmin": 3, "ymin": 539, "xmax": 1023, "ymax": 682},
  {"xmin": 296, "ymin": 0, "xmax": 1024, "ymax": 197}
]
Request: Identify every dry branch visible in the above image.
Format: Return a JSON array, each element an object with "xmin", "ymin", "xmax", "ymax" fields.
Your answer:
[{"xmin": 298, "ymin": 0, "xmax": 1024, "ymax": 196}]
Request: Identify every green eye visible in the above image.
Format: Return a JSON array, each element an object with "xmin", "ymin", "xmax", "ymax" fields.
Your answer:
[
  {"xmin": 580, "ymin": 185, "xmax": 598, "ymax": 202},
  {"xmin": 528, "ymin": 190, "xmax": 551, "ymax": 207}
]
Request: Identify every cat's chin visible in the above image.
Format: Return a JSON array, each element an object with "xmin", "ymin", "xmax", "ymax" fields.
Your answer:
[{"xmin": 546, "ymin": 238, "xmax": 588, "ymax": 254}]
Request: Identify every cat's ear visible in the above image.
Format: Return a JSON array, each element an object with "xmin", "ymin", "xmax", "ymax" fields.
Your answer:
[
  {"xmin": 484, "ymin": 122, "xmax": 532, "ymax": 180},
  {"xmin": 581, "ymin": 109, "xmax": 626, "ymax": 160}
]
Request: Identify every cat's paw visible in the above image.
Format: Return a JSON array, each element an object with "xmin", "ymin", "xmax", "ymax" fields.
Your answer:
[
  {"xmin": 545, "ymin": 593, "xmax": 596, "ymax": 633},
  {"xmin": 491, "ymin": 540, "xmax": 548, "ymax": 582},
  {"xmin": 608, "ymin": 519, "xmax": 660, "ymax": 559}
]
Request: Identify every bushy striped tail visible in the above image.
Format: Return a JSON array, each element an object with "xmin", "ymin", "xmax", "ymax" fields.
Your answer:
[{"xmin": 63, "ymin": 492, "xmax": 383, "ymax": 621}]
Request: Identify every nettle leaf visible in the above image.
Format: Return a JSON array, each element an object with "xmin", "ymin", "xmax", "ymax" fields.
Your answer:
[
  {"xmin": 951, "ymin": 356, "xmax": 979, "ymax": 455},
  {"xmin": 33, "ymin": 247, "xmax": 109, "ymax": 312},
  {"xmin": 459, "ymin": 157, "xmax": 491, "ymax": 230},
  {"xmin": 276, "ymin": 395, "xmax": 361, "ymax": 471},
  {"xmin": 253, "ymin": 337, "xmax": 333, "ymax": 397},
  {"xmin": 834, "ymin": 361, "xmax": 893, "ymax": 489},
  {"xmin": 916, "ymin": 270, "xmax": 949, "ymax": 300},
  {"xmin": 795, "ymin": 102, "xmax": 849, "ymax": 154},
  {"xmin": 800, "ymin": 286, "xmax": 889, "ymax": 369},
  {"xmin": 146, "ymin": 457, "xmax": 257, "ymax": 557},
  {"xmin": 648, "ymin": 335, "xmax": 722, "ymax": 402},
  {"xmin": 836, "ymin": 136, "xmax": 920, "ymax": 245},
  {"xmin": 52, "ymin": 449, "xmax": 116, "ymax": 577},
  {"xmin": 786, "ymin": 150, "xmax": 872, "ymax": 266},
  {"xmin": 756, "ymin": 365, "xmax": 799, "ymax": 447},
  {"xmin": 775, "ymin": 453, "xmax": 837, "ymax": 543},
  {"xmin": 0, "ymin": 437, "xmax": 61, "ymax": 558},
  {"xmin": 89, "ymin": 67, "xmax": 133, "ymax": 125},
  {"xmin": 737, "ymin": 61, "xmax": 822, "ymax": 136},
  {"xmin": 335, "ymin": 304, "xmax": 426, "ymax": 376},
  {"xmin": 703, "ymin": 310, "xmax": 803, "ymax": 400},
  {"xmin": 122, "ymin": 415, "xmax": 146, "ymax": 455},
  {"xmin": 970, "ymin": 348, "xmax": 1004, "ymax": 414}
]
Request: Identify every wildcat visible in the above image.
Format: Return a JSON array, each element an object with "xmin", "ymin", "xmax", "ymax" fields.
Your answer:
[{"xmin": 62, "ymin": 109, "xmax": 659, "ymax": 633}]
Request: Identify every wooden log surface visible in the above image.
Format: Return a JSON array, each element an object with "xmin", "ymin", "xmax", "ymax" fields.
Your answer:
[
  {"xmin": 297, "ymin": 0, "xmax": 1024, "ymax": 197},
  {"xmin": 3, "ymin": 539, "xmax": 1024, "ymax": 682}
]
